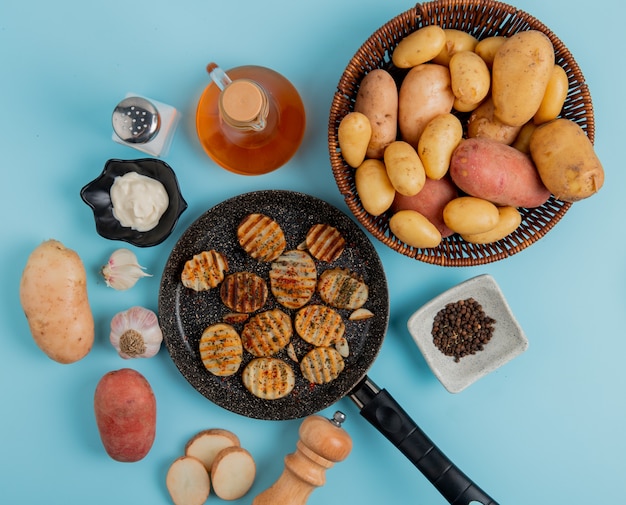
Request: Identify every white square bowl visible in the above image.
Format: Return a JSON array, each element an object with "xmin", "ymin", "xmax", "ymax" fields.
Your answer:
[{"xmin": 407, "ymin": 274, "xmax": 528, "ymax": 393}]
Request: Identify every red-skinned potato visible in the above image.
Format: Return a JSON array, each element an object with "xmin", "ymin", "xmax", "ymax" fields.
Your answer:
[
  {"xmin": 94, "ymin": 368, "xmax": 156, "ymax": 462},
  {"xmin": 392, "ymin": 176, "xmax": 458, "ymax": 238},
  {"xmin": 450, "ymin": 138, "xmax": 551, "ymax": 208}
]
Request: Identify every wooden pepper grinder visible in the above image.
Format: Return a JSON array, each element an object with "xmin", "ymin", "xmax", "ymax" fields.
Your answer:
[{"xmin": 252, "ymin": 411, "xmax": 352, "ymax": 505}]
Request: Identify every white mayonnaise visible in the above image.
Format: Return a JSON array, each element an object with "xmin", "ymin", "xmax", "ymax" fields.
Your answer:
[{"xmin": 110, "ymin": 172, "xmax": 169, "ymax": 232}]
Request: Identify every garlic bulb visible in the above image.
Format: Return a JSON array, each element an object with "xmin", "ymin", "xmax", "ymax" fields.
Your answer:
[
  {"xmin": 101, "ymin": 248, "xmax": 151, "ymax": 290},
  {"xmin": 110, "ymin": 306, "xmax": 163, "ymax": 359}
]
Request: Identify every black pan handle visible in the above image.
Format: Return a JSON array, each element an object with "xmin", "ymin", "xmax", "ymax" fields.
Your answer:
[{"xmin": 349, "ymin": 376, "xmax": 499, "ymax": 505}]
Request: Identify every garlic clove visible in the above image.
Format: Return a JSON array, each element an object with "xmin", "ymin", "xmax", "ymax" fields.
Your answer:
[
  {"xmin": 110, "ymin": 306, "xmax": 163, "ymax": 359},
  {"xmin": 102, "ymin": 248, "xmax": 152, "ymax": 290}
]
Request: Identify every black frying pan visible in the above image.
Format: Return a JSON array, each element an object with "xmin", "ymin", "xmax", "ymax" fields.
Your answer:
[{"xmin": 158, "ymin": 190, "xmax": 498, "ymax": 505}]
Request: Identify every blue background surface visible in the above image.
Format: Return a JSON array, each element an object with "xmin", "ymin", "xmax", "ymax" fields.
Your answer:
[{"xmin": 1, "ymin": 1, "xmax": 624, "ymax": 503}]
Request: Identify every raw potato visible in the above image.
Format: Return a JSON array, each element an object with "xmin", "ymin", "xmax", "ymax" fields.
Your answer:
[
  {"xmin": 94, "ymin": 368, "xmax": 156, "ymax": 462},
  {"xmin": 384, "ymin": 141, "xmax": 426, "ymax": 196},
  {"xmin": 467, "ymin": 97, "xmax": 522, "ymax": 145},
  {"xmin": 418, "ymin": 113, "xmax": 463, "ymax": 179},
  {"xmin": 211, "ymin": 446, "xmax": 256, "ymax": 500},
  {"xmin": 392, "ymin": 176, "xmax": 458, "ymax": 238},
  {"xmin": 474, "ymin": 36, "xmax": 507, "ymax": 67},
  {"xmin": 338, "ymin": 111, "xmax": 372, "ymax": 168},
  {"xmin": 355, "ymin": 159, "xmax": 395, "ymax": 216},
  {"xmin": 450, "ymin": 138, "xmax": 551, "ymax": 208},
  {"xmin": 462, "ymin": 206, "xmax": 522, "ymax": 244},
  {"xmin": 354, "ymin": 69, "xmax": 398, "ymax": 159},
  {"xmin": 443, "ymin": 196, "xmax": 500, "ymax": 235},
  {"xmin": 449, "ymin": 50, "xmax": 490, "ymax": 107},
  {"xmin": 19, "ymin": 239, "xmax": 94, "ymax": 364},
  {"xmin": 492, "ymin": 30, "xmax": 555, "ymax": 126},
  {"xmin": 398, "ymin": 63, "xmax": 455, "ymax": 147},
  {"xmin": 511, "ymin": 121, "xmax": 538, "ymax": 154},
  {"xmin": 185, "ymin": 428, "xmax": 241, "ymax": 472},
  {"xmin": 530, "ymin": 118, "xmax": 604, "ymax": 202},
  {"xmin": 389, "ymin": 210, "xmax": 442, "ymax": 249},
  {"xmin": 533, "ymin": 64, "xmax": 569, "ymax": 125},
  {"xmin": 166, "ymin": 456, "xmax": 212, "ymax": 505},
  {"xmin": 392, "ymin": 24, "xmax": 446, "ymax": 68},
  {"xmin": 432, "ymin": 28, "xmax": 479, "ymax": 66}
]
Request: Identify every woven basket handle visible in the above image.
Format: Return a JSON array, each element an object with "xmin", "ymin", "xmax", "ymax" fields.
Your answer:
[{"xmin": 351, "ymin": 377, "xmax": 499, "ymax": 505}]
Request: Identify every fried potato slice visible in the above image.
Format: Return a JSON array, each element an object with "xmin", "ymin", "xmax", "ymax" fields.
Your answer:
[
  {"xmin": 181, "ymin": 250, "xmax": 229, "ymax": 292},
  {"xmin": 220, "ymin": 271, "xmax": 268, "ymax": 313},
  {"xmin": 241, "ymin": 309, "xmax": 292, "ymax": 357},
  {"xmin": 269, "ymin": 250, "xmax": 317, "ymax": 309},
  {"xmin": 305, "ymin": 223, "xmax": 346, "ymax": 262},
  {"xmin": 199, "ymin": 323, "xmax": 243, "ymax": 377},
  {"xmin": 237, "ymin": 213, "xmax": 286, "ymax": 262},
  {"xmin": 300, "ymin": 347, "xmax": 345, "ymax": 384},
  {"xmin": 294, "ymin": 304, "xmax": 345, "ymax": 347},
  {"xmin": 317, "ymin": 267, "xmax": 369, "ymax": 310},
  {"xmin": 242, "ymin": 357, "xmax": 295, "ymax": 400}
]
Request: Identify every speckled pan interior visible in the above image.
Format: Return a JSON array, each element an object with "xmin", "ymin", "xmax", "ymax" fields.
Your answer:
[{"xmin": 158, "ymin": 190, "xmax": 390, "ymax": 420}]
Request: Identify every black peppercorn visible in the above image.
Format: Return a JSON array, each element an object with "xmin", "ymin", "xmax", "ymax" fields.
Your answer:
[{"xmin": 431, "ymin": 298, "xmax": 495, "ymax": 362}]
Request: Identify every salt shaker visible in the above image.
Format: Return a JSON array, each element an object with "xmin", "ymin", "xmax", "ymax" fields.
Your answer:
[{"xmin": 112, "ymin": 94, "xmax": 180, "ymax": 157}]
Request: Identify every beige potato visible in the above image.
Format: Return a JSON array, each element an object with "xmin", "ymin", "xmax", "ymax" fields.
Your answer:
[
  {"xmin": 474, "ymin": 36, "xmax": 507, "ymax": 67},
  {"xmin": 449, "ymin": 50, "xmax": 491, "ymax": 107},
  {"xmin": 19, "ymin": 239, "xmax": 94, "ymax": 364},
  {"xmin": 389, "ymin": 210, "xmax": 442, "ymax": 249},
  {"xmin": 443, "ymin": 196, "xmax": 499, "ymax": 235},
  {"xmin": 533, "ymin": 64, "xmax": 569, "ymax": 125},
  {"xmin": 354, "ymin": 69, "xmax": 398, "ymax": 158},
  {"xmin": 511, "ymin": 121, "xmax": 537, "ymax": 154},
  {"xmin": 492, "ymin": 30, "xmax": 555, "ymax": 126},
  {"xmin": 432, "ymin": 29, "xmax": 479, "ymax": 66},
  {"xmin": 392, "ymin": 25, "xmax": 446, "ymax": 68},
  {"xmin": 453, "ymin": 97, "xmax": 482, "ymax": 113},
  {"xmin": 398, "ymin": 63, "xmax": 455, "ymax": 148},
  {"xmin": 355, "ymin": 159, "xmax": 396, "ymax": 215},
  {"xmin": 417, "ymin": 113, "xmax": 463, "ymax": 179},
  {"xmin": 467, "ymin": 97, "xmax": 522, "ymax": 145},
  {"xmin": 338, "ymin": 111, "xmax": 372, "ymax": 168},
  {"xmin": 529, "ymin": 118, "xmax": 604, "ymax": 202},
  {"xmin": 384, "ymin": 141, "xmax": 426, "ymax": 196},
  {"xmin": 462, "ymin": 206, "xmax": 522, "ymax": 244}
]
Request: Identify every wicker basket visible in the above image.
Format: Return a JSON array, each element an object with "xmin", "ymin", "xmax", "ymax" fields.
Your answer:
[{"xmin": 328, "ymin": 0, "xmax": 594, "ymax": 266}]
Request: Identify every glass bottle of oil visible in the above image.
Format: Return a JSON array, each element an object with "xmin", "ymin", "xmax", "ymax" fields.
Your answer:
[{"xmin": 196, "ymin": 62, "xmax": 306, "ymax": 175}]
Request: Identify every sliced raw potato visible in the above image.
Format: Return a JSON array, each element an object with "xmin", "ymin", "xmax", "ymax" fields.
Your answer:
[
  {"xmin": 185, "ymin": 428, "xmax": 241, "ymax": 472},
  {"xmin": 166, "ymin": 455, "xmax": 211, "ymax": 505},
  {"xmin": 211, "ymin": 446, "xmax": 256, "ymax": 501}
]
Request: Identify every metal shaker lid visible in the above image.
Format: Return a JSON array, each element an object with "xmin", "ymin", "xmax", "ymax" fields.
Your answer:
[{"xmin": 112, "ymin": 96, "xmax": 160, "ymax": 144}]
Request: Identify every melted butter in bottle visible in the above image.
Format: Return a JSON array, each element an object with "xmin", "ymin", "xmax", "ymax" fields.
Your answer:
[{"xmin": 196, "ymin": 63, "xmax": 306, "ymax": 175}]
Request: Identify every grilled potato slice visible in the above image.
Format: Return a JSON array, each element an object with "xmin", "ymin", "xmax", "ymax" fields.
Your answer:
[
  {"xmin": 269, "ymin": 250, "xmax": 317, "ymax": 309},
  {"xmin": 317, "ymin": 268, "xmax": 369, "ymax": 310},
  {"xmin": 294, "ymin": 304, "xmax": 345, "ymax": 347},
  {"xmin": 220, "ymin": 271, "xmax": 268, "ymax": 313},
  {"xmin": 181, "ymin": 250, "xmax": 229, "ymax": 292},
  {"xmin": 199, "ymin": 323, "xmax": 243, "ymax": 377},
  {"xmin": 237, "ymin": 213, "xmax": 286, "ymax": 262},
  {"xmin": 300, "ymin": 347, "xmax": 345, "ymax": 384},
  {"xmin": 305, "ymin": 224, "xmax": 346, "ymax": 262},
  {"xmin": 242, "ymin": 357, "xmax": 295, "ymax": 400},
  {"xmin": 241, "ymin": 309, "xmax": 292, "ymax": 357}
]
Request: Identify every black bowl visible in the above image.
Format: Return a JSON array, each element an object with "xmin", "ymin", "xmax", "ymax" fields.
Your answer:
[{"xmin": 80, "ymin": 158, "xmax": 187, "ymax": 247}]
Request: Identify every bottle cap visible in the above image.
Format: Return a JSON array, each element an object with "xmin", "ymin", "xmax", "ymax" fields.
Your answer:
[
  {"xmin": 112, "ymin": 96, "xmax": 161, "ymax": 144},
  {"xmin": 221, "ymin": 81, "xmax": 263, "ymax": 123}
]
